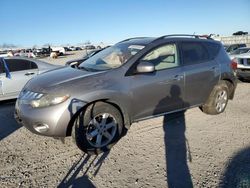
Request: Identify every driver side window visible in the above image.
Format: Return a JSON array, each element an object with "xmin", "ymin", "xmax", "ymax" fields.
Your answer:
[{"xmin": 142, "ymin": 44, "xmax": 178, "ymax": 70}]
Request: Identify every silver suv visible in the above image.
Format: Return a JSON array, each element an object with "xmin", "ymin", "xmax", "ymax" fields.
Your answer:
[{"xmin": 15, "ymin": 35, "xmax": 237, "ymax": 154}]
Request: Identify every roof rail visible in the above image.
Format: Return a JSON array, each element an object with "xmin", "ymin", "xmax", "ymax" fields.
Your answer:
[
  {"xmin": 117, "ymin": 37, "xmax": 150, "ymax": 43},
  {"xmin": 152, "ymin": 34, "xmax": 213, "ymax": 43}
]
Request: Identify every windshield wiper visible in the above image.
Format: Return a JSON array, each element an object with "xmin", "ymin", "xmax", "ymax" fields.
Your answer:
[
  {"xmin": 78, "ymin": 66, "xmax": 90, "ymax": 71},
  {"xmin": 78, "ymin": 66, "xmax": 100, "ymax": 72}
]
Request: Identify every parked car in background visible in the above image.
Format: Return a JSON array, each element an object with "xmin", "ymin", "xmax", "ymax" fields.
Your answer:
[
  {"xmin": 84, "ymin": 45, "xmax": 96, "ymax": 50},
  {"xmin": 233, "ymin": 31, "xmax": 248, "ymax": 36},
  {"xmin": 33, "ymin": 48, "xmax": 51, "ymax": 58},
  {"xmin": 75, "ymin": 47, "xmax": 82, "ymax": 51},
  {"xmin": 14, "ymin": 49, "xmax": 34, "ymax": 58},
  {"xmin": 0, "ymin": 51, "xmax": 9, "ymax": 58},
  {"xmin": 64, "ymin": 47, "xmax": 72, "ymax": 51},
  {"xmin": 229, "ymin": 47, "xmax": 250, "ymax": 59},
  {"xmin": 51, "ymin": 47, "xmax": 65, "ymax": 56},
  {"xmin": 15, "ymin": 35, "xmax": 237, "ymax": 155},
  {"xmin": 233, "ymin": 53, "xmax": 250, "ymax": 81},
  {"xmin": 65, "ymin": 48, "xmax": 107, "ymax": 67},
  {"xmin": 0, "ymin": 57, "xmax": 59, "ymax": 101},
  {"xmin": 224, "ymin": 43, "xmax": 247, "ymax": 54},
  {"xmin": 69, "ymin": 46, "xmax": 82, "ymax": 51}
]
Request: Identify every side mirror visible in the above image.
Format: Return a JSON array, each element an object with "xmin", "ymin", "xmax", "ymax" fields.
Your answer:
[
  {"xmin": 136, "ymin": 61, "xmax": 155, "ymax": 73},
  {"xmin": 66, "ymin": 61, "xmax": 78, "ymax": 66}
]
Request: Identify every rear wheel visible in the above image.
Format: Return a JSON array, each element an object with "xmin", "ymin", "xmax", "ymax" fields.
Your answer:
[
  {"xmin": 200, "ymin": 81, "xmax": 229, "ymax": 115},
  {"xmin": 72, "ymin": 102, "xmax": 123, "ymax": 155}
]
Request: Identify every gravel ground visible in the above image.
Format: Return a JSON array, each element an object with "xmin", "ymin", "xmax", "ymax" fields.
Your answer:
[{"xmin": 0, "ymin": 51, "xmax": 250, "ymax": 187}]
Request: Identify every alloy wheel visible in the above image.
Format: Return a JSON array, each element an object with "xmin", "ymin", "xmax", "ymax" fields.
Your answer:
[
  {"xmin": 86, "ymin": 113, "xmax": 117, "ymax": 148},
  {"xmin": 215, "ymin": 90, "xmax": 228, "ymax": 113}
]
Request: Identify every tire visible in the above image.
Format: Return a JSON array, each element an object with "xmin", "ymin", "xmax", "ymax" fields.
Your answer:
[
  {"xmin": 200, "ymin": 81, "xmax": 229, "ymax": 115},
  {"xmin": 72, "ymin": 102, "xmax": 124, "ymax": 155}
]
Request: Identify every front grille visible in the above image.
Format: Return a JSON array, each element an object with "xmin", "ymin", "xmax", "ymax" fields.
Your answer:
[
  {"xmin": 19, "ymin": 90, "xmax": 43, "ymax": 100},
  {"xmin": 239, "ymin": 59, "xmax": 244, "ymax": 64}
]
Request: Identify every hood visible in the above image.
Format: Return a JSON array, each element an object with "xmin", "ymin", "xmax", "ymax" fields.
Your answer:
[{"xmin": 25, "ymin": 66, "xmax": 105, "ymax": 93}]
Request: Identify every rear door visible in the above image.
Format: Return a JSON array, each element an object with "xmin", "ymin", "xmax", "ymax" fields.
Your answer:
[
  {"xmin": 180, "ymin": 41, "xmax": 220, "ymax": 106},
  {"xmin": 2, "ymin": 59, "xmax": 38, "ymax": 98}
]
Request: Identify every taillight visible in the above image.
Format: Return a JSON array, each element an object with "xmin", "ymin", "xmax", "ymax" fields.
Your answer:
[{"xmin": 231, "ymin": 59, "xmax": 238, "ymax": 70}]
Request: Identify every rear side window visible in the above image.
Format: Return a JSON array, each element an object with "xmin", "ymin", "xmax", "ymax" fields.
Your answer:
[
  {"xmin": 181, "ymin": 42, "xmax": 209, "ymax": 65},
  {"xmin": 203, "ymin": 42, "xmax": 220, "ymax": 59},
  {"xmin": 5, "ymin": 59, "xmax": 38, "ymax": 72}
]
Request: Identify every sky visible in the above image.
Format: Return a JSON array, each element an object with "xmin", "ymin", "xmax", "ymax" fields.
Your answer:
[{"xmin": 0, "ymin": 0, "xmax": 249, "ymax": 47}]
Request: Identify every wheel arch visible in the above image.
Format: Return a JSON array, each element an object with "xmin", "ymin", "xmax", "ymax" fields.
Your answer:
[
  {"xmin": 66, "ymin": 99, "xmax": 131, "ymax": 136},
  {"xmin": 220, "ymin": 78, "xmax": 236, "ymax": 100},
  {"xmin": 220, "ymin": 70, "xmax": 237, "ymax": 100}
]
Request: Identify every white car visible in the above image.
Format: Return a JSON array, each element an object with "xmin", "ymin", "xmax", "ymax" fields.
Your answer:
[
  {"xmin": 0, "ymin": 52, "xmax": 10, "ymax": 58},
  {"xmin": 69, "ymin": 46, "xmax": 77, "ymax": 51},
  {"xmin": 229, "ymin": 47, "xmax": 250, "ymax": 60},
  {"xmin": 234, "ymin": 52, "xmax": 250, "ymax": 81},
  {"xmin": 51, "ymin": 47, "xmax": 65, "ymax": 55},
  {"xmin": 14, "ymin": 49, "xmax": 36, "ymax": 58},
  {"xmin": 0, "ymin": 57, "xmax": 59, "ymax": 101}
]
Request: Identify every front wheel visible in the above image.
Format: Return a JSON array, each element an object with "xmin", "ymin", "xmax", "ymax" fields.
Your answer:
[
  {"xmin": 200, "ymin": 81, "xmax": 229, "ymax": 115},
  {"xmin": 72, "ymin": 102, "xmax": 124, "ymax": 155}
]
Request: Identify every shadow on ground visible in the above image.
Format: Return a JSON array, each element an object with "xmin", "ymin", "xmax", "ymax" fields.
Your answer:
[
  {"xmin": 154, "ymin": 85, "xmax": 193, "ymax": 187},
  {"xmin": 58, "ymin": 151, "xmax": 110, "ymax": 188},
  {"xmin": 162, "ymin": 112, "xmax": 193, "ymax": 188},
  {"xmin": 0, "ymin": 99, "xmax": 21, "ymax": 141},
  {"xmin": 219, "ymin": 146, "xmax": 250, "ymax": 188}
]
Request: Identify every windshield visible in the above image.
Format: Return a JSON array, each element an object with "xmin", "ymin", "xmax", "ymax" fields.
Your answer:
[
  {"xmin": 79, "ymin": 43, "xmax": 145, "ymax": 71},
  {"xmin": 230, "ymin": 48, "xmax": 250, "ymax": 55}
]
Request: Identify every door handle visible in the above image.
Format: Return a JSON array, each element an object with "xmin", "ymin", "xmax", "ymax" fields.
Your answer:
[
  {"xmin": 159, "ymin": 75, "xmax": 184, "ymax": 85},
  {"xmin": 173, "ymin": 75, "xmax": 184, "ymax": 81},
  {"xmin": 25, "ymin": 72, "xmax": 35, "ymax": 76}
]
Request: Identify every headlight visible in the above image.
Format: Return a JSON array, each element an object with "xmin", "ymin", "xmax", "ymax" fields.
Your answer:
[{"xmin": 30, "ymin": 94, "xmax": 70, "ymax": 108}]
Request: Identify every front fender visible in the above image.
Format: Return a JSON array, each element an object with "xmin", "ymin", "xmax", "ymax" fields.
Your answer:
[{"xmin": 78, "ymin": 90, "xmax": 132, "ymax": 129}]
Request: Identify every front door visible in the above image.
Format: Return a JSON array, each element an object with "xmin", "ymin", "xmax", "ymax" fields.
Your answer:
[{"xmin": 130, "ymin": 43, "xmax": 185, "ymax": 120}]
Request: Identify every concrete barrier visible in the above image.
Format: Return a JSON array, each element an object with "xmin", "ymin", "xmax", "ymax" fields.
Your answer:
[{"xmin": 213, "ymin": 35, "xmax": 250, "ymax": 47}]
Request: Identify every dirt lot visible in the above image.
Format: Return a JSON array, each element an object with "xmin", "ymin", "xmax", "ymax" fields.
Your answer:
[{"xmin": 0, "ymin": 51, "xmax": 250, "ymax": 187}]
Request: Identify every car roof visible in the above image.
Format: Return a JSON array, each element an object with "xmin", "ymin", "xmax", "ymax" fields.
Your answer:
[
  {"xmin": 119, "ymin": 37, "xmax": 156, "ymax": 45},
  {"xmin": 119, "ymin": 35, "xmax": 220, "ymax": 46}
]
